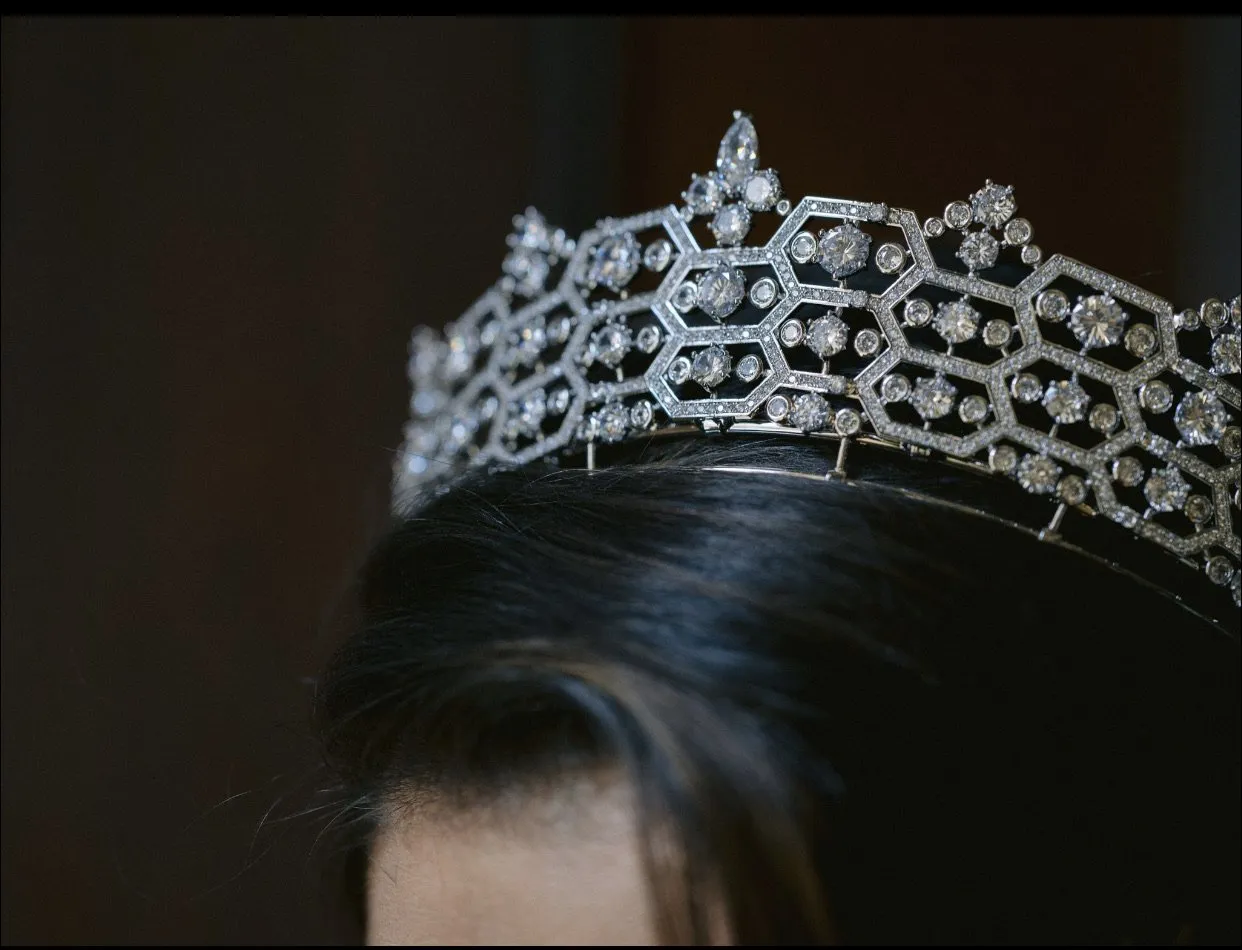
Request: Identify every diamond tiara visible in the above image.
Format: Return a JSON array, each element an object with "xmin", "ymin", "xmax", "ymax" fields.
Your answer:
[{"xmin": 396, "ymin": 111, "xmax": 1241, "ymax": 617}]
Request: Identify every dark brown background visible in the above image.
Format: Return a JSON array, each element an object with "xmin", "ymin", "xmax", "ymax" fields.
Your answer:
[{"xmin": 3, "ymin": 16, "xmax": 1238, "ymax": 945}]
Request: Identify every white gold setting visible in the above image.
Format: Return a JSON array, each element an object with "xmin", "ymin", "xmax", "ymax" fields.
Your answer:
[{"xmin": 395, "ymin": 112, "xmax": 1242, "ymax": 612}]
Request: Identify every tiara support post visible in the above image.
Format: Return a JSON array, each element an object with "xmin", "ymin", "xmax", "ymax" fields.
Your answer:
[
  {"xmin": 827, "ymin": 437, "xmax": 850, "ymax": 481},
  {"xmin": 1040, "ymin": 502, "xmax": 1068, "ymax": 540}
]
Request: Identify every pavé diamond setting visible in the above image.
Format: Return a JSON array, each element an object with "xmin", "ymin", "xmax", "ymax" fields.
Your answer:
[{"xmin": 395, "ymin": 111, "xmax": 1242, "ymax": 617}]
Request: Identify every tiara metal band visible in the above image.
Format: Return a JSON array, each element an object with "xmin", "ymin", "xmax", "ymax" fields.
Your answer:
[
  {"xmin": 694, "ymin": 461, "xmax": 1229, "ymax": 636},
  {"xmin": 395, "ymin": 110, "xmax": 1241, "ymax": 620}
]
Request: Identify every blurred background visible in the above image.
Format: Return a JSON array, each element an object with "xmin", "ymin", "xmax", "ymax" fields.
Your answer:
[{"xmin": 2, "ymin": 15, "xmax": 1238, "ymax": 944}]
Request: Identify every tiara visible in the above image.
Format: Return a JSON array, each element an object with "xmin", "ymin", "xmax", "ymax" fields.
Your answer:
[{"xmin": 395, "ymin": 111, "xmax": 1241, "ymax": 619}]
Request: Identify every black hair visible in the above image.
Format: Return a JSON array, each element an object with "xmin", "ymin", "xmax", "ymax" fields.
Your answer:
[{"xmin": 314, "ymin": 435, "xmax": 1240, "ymax": 944}]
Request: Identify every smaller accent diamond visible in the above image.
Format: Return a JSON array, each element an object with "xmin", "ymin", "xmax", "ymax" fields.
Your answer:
[
  {"xmin": 749, "ymin": 277, "xmax": 777, "ymax": 309},
  {"xmin": 970, "ymin": 182, "xmax": 1016, "ymax": 228},
  {"xmin": 1174, "ymin": 391, "xmax": 1228, "ymax": 445},
  {"xmin": 1175, "ymin": 308, "xmax": 1201, "ymax": 332},
  {"xmin": 1035, "ymin": 289, "xmax": 1070, "ymax": 322},
  {"xmin": 547, "ymin": 314, "xmax": 573, "ymax": 345},
  {"xmin": 1058, "ymin": 474, "xmax": 1088, "ymax": 505},
  {"xmin": 1069, "ymin": 294, "xmax": 1128, "ymax": 349},
  {"xmin": 1011, "ymin": 373, "xmax": 1042, "ymax": 404},
  {"xmin": 1183, "ymin": 494, "xmax": 1213, "ymax": 524},
  {"xmin": 410, "ymin": 381, "xmax": 444, "ymax": 419},
  {"xmin": 735, "ymin": 354, "xmax": 763, "ymax": 383},
  {"xmin": 1124, "ymin": 324, "xmax": 1158, "ymax": 358},
  {"xmin": 667, "ymin": 355, "xmax": 692, "ymax": 385},
  {"xmin": 806, "ymin": 313, "xmax": 850, "ymax": 358},
  {"xmin": 1221, "ymin": 426, "xmax": 1241, "ymax": 458},
  {"xmin": 511, "ymin": 318, "xmax": 547, "ymax": 367},
  {"xmin": 1016, "ymin": 454, "xmax": 1061, "ymax": 495},
  {"xmin": 742, "ymin": 169, "xmax": 781, "ymax": 211},
  {"xmin": 575, "ymin": 413, "xmax": 599, "ymax": 443},
  {"xmin": 1201, "ymin": 298, "xmax": 1228, "ymax": 330},
  {"xmin": 505, "ymin": 407, "xmax": 533, "ymax": 443},
  {"xmin": 789, "ymin": 393, "xmax": 831, "ymax": 432},
  {"xmin": 903, "ymin": 298, "xmax": 933, "ymax": 327},
  {"xmin": 1205, "ymin": 555, "xmax": 1235, "ymax": 586},
  {"xmin": 683, "ymin": 173, "xmax": 725, "ymax": 215},
  {"xmin": 875, "ymin": 243, "xmax": 906, "ymax": 274},
  {"xmin": 673, "ymin": 282, "xmax": 698, "ymax": 313},
  {"xmin": 957, "ymin": 230, "xmax": 999, "ymax": 270},
  {"xmin": 1043, "ymin": 379, "xmax": 1090, "ymax": 424},
  {"xmin": 588, "ymin": 233, "xmax": 642, "ymax": 290},
  {"xmin": 1003, "ymin": 218, "xmax": 1032, "ymax": 245},
  {"xmin": 989, "ymin": 445, "xmax": 1019, "ymax": 474},
  {"xmin": 503, "ymin": 245, "xmax": 550, "ymax": 296},
  {"xmin": 790, "ymin": 232, "xmax": 817, "ymax": 264},
  {"xmin": 835, "ymin": 407, "xmax": 862, "ymax": 436},
  {"xmin": 1143, "ymin": 466, "xmax": 1190, "ymax": 512},
  {"xmin": 588, "ymin": 323, "xmax": 633, "ymax": 368},
  {"xmin": 635, "ymin": 324, "xmax": 662, "ymax": 354},
  {"xmin": 982, "ymin": 319, "xmax": 1012, "ymax": 348},
  {"xmin": 596, "ymin": 404, "xmax": 629, "ymax": 443},
  {"xmin": 696, "ymin": 265, "xmax": 747, "ymax": 321},
  {"xmin": 1211, "ymin": 331, "xmax": 1240, "ymax": 374},
  {"xmin": 923, "ymin": 217, "xmax": 946, "ymax": 237},
  {"xmin": 1112, "ymin": 457, "xmax": 1144, "ymax": 487},
  {"xmin": 775, "ymin": 199, "xmax": 791, "ymax": 216},
  {"xmin": 943, "ymin": 200, "xmax": 972, "ymax": 230},
  {"xmin": 511, "ymin": 208, "xmax": 550, "ymax": 249},
  {"xmin": 1089, "ymin": 403, "xmax": 1120, "ymax": 433},
  {"xmin": 817, "ymin": 224, "xmax": 872, "ymax": 279},
  {"xmin": 445, "ymin": 415, "xmax": 478, "ymax": 454},
  {"xmin": 445, "ymin": 336, "xmax": 475, "ymax": 380},
  {"xmin": 853, "ymin": 328, "xmax": 881, "ymax": 357},
  {"xmin": 880, "ymin": 374, "xmax": 911, "ymax": 403},
  {"xmin": 402, "ymin": 437, "xmax": 436, "ymax": 477},
  {"xmin": 691, "ymin": 344, "xmax": 732, "ymax": 389},
  {"xmin": 933, "ymin": 299, "xmax": 981, "ymax": 344},
  {"xmin": 958, "ymin": 394, "xmax": 989, "ymax": 424},
  {"xmin": 643, "ymin": 239, "xmax": 673, "ymax": 272},
  {"xmin": 630, "ymin": 400, "xmax": 655, "ymax": 429},
  {"xmin": 1020, "ymin": 244, "xmax": 1043, "ymax": 265},
  {"xmin": 499, "ymin": 414, "xmax": 524, "ymax": 444},
  {"xmin": 765, "ymin": 394, "xmax": 791, "ymax": 422},
  {"xmin": 710, "ymin": 203, "xmax": 752, "ymax": 246},
  {"xmin": 1139, "ymin": 380, "xmax": 1173, "ymax": 414},
  {"xmin": 779, "ymin": 319, "xmax": 806, "ymax": 347},
  {"xmin": 910, "ymin": 375, "xmax": 957, "ymax": 419},
  {"xmin": 548, "ymin": 388, "xmax": 572, "ymax": 416}
]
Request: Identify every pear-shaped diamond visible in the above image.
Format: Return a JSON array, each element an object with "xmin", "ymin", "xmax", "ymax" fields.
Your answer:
[{"xmin": 716, "ymin": 114, "xmax": 759, "ymax": 194}]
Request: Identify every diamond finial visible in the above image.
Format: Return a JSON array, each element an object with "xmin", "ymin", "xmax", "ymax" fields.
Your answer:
[
  {"xmin": 716, "ymin": 114, "xmax": 758, "ymax": 193},
  {"xmin": 970, "ymin": 181, "xmax": 1016, "ymax": 229}
]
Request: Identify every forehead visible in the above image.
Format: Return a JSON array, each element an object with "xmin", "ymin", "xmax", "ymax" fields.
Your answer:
[{"xmin": 365, "ymin": 778, "xmax": 657, "ymax": 946}]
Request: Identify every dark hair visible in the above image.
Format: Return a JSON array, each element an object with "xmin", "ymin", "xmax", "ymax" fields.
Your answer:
[{"xmin": 314, "ymin": 436, "xmax": 1240, "ymax": 944}]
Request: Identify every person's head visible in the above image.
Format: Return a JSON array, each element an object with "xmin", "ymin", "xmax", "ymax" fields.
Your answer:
[{"xmin": 315, "ymin": 435, "xmax": 1240, "ymax": 945}]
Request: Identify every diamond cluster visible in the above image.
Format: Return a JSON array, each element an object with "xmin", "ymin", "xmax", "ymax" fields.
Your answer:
[{"xmin": 396, "ymin": 112, "xmax": 1242, "ymax": 609}]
